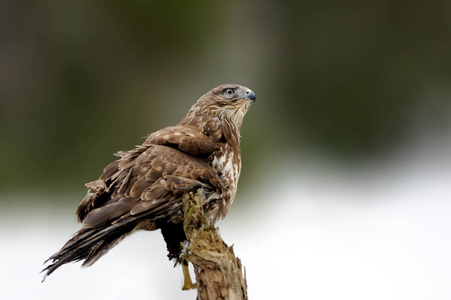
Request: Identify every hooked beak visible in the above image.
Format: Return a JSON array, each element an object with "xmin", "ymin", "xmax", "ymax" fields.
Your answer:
[{"xmin": 244, "ymin": 90, "xmax": 256, "ymax": 102}]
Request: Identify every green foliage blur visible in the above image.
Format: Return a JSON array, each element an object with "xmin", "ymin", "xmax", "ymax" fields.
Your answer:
[{"xmin": 1, "ymin": 0, "xmax": 451, "ymax": 196}]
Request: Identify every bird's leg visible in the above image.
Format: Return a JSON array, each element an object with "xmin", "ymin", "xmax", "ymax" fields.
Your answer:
[{"xmin": 181, "ymin": 260, "xmax": 196, "ymax": 290}]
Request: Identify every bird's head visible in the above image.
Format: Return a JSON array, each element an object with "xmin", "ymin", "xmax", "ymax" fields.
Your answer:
[
  {"xmin": 184, "ymin": 84, "xmax": 255, "ymax": 127},
  {"xmin": 206, "ymin": 84, "xmax": 256, "ymax": 106}
]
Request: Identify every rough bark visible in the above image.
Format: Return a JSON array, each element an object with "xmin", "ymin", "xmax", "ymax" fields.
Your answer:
[{"xmin": 183, "ymin": 191, "xmax": 248, "ymax": 300}]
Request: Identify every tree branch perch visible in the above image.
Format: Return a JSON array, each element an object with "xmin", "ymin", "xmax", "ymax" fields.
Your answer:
[{"xmin": 182, "ymin": 191, "xmax": 248, "ymax": 300}]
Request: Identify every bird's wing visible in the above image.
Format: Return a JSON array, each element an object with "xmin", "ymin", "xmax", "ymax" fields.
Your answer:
[
  {"xmin": 76, "ymin": 142, "xmax": 222, "ymax": 228},
  {"xmin": 145, "ymin": 125, "xmax": 219, "ymax": 156}
]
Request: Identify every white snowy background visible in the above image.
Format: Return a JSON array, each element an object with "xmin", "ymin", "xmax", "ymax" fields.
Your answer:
[{"xmin": 2, "ymin": 134, "xmax": 450, "ymax": 300}]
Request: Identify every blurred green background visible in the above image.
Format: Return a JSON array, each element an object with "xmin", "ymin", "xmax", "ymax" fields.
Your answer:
[{"xmin": 2, "ymin": 0, "xmax": 450, "ymax": 197}]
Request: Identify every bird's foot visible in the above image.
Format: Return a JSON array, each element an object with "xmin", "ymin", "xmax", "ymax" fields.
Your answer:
[{"xmin": 181, "ymin": 261, "xmax": 196, "ymax": 290}]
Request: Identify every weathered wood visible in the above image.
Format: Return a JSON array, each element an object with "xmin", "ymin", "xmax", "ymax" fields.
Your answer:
[{"xmin": 182, "ymin": 191, "xmax": 248, "ymax": 300}]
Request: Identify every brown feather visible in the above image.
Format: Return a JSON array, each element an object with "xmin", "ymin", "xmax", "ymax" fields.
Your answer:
[{"xmin": 42, "ymin": 84, "xmax": 255, "ymax": 281}]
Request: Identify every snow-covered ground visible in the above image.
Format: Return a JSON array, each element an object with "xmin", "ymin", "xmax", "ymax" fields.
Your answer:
[{"xmin": 1, "ymin": 146, "xmax": 450, "ymax": 299}]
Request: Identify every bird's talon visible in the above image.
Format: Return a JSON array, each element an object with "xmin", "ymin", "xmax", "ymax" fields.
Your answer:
[{"xmin": 182, "ymin": 261, "xmax": 196, "ymax": 290}]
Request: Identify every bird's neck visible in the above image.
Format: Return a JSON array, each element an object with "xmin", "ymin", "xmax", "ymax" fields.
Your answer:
[{"xmin": 180, "ymin": 111, "xmax": 242, "ymax": 147}]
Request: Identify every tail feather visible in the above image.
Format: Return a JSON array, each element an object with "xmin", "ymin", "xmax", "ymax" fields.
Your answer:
[{"xmin": 41, "ymin": 219, "xmax": 140, "ymax": 282}]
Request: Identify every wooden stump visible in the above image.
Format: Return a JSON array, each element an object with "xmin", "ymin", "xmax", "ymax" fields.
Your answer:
[{"xmin": 182, "ymin": 191, "xmax": 248, "ymax": 300}]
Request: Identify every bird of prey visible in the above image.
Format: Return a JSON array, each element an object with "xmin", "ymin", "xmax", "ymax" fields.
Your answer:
[{"xmin": 42, "ymin": 84, "xmax": 255, "ymax": 289}]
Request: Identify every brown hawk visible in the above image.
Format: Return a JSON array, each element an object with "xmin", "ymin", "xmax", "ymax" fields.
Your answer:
[{"xmin": 42, "ymin": 84, "xmax": 255, "ymax": 288}]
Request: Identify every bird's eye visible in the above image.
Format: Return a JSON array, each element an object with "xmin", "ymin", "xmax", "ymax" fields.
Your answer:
[{"xmin": 223, "ymin": 88, "xmax": 235, "ymax": 96}]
